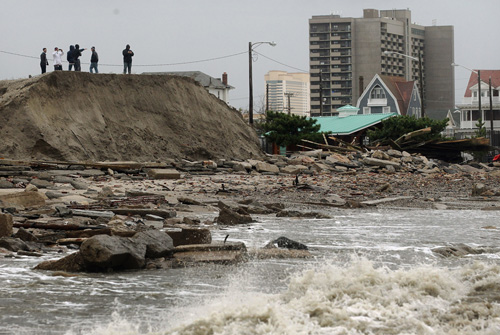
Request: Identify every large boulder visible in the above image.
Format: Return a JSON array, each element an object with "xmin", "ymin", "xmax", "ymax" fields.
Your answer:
[
  {"xmin": 133, "ymin": 230, "xmax": 174, "ymax": 258},
  {"xmin": 264, "ymin": 236, "xmax": 308, "ymax": 250},
  {"xmin": 79, "ymin": 235, "xmax": 147, "ymax": 271}
]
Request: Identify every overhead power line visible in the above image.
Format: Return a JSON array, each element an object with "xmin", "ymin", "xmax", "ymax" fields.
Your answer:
[
  {"xmin": 0, "ymin": 49, "xmax": 248, "ymax": 67},
  {"xmin": 254, "ymin": 51, "xmax": 308, "ymax": 73}
]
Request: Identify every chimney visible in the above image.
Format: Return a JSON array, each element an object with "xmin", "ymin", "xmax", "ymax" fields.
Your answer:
[
  {"xmin": 222, "ymin": 72, "xmax": 228, "ymax": 85},
  {"xmin": 359, "ymin": 76, "xmax": 364, "ymax": 97}
]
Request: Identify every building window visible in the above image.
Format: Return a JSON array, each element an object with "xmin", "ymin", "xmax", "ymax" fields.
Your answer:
[
  {"xmin": 363, "ymin": 107, "xmax": 371, "ymax": 114},
  {"xmin": 370, "ymin": 86, "xmax": 386, "ymax": 99},
  {"xmin": 383, "ymin": 107, "xmax": 391, "ymax": 114}
]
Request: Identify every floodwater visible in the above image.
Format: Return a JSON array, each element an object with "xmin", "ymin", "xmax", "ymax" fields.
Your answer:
[{"xmin": 1, "ymin": 208, "xmax": 500, "ymax": 334}]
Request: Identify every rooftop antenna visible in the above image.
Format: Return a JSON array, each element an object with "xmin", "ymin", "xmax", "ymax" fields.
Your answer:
[{"xmin": 432, "ymin": 19, "xmax": 437, "ymax": 26}]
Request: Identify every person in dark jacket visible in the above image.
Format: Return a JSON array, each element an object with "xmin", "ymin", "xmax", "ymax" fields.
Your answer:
[
  {"xmin": 67, "ymin": 45, "xmax": 75, "ymax": 71},
  {"xmin": 89, "ymin": 46, "xmax": 99, "ymax": 73},
  {"xmin": 40, "ymin": 48, "xmax": 48, "ymax": 74},
  {"xmin": 73, "ymin": 44, "xmax": 86, "ymax": 71},
  {"xmin": 122, "ymin": 44, "xmax": 134, "ymax": 74}
]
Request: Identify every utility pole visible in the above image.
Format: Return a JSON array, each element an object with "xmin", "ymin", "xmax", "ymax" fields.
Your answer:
[
  {"xmin": 478, "ymin": 70, "xmax": 482, "ymax": 123},
  {"xmin": 418, "ymin": 53, "xmax": 425, "ymax": 118},
  {"xmin": 266, "ymin": 83, "xmax": 269, "ymax": 112},
  {"xmin": 248, "ymin": 42, "xmax": 254, "ymax": 124},
  {"xmin": 284, "ymin": 92, "xmax": 294, "ymax": 115},
  {"xmin": 489, "ymin": 77, "xmax": 494, "ymax": 145},
  {"xmin": 319, "ymin": 74, "xmax": 323, "ymax": 116}
]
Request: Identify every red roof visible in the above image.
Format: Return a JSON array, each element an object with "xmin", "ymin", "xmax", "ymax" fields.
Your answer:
[
  {"xmin": 379, "ymin": 75, "xmax": 416, "ymax": 115},
  {"xmin": 464, "ymin": 70, "xmax": 500, "ymax": 97}
]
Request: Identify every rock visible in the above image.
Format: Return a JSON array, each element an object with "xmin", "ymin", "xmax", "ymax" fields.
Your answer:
[
  {"xmin": 0, "ymin": 237, "xmax": 36, "ymax": 252},
  {"xmin": 98, "ymin": 186, "xmax": 115, "ymax": 198},
  {"xmin": 0, "ymin": 180, "xmax": 14, "ymax": 188},
  {"xmin": 0, "ymin": 213, "xmax": 13, "ymax": 237},
  {"xmin": 24, "ymin": 184, "xmax": 38, "ymax": 192},
  {"xmin": 310, "ymin": 162, "xmax": 332, "ymax": 172},
  {"xmin": 472, "ymin": 183, "xmax": 490, "ymax": 197},
  {"xmin": 254, "ymin": 162, "xmax": 280, "ymax": 174},
  {"xmin": 0, "ymin": 190, "xmax": 46, "ymax": 208},
  {"xmin": 325, "ymin": 153, "xmax": 352, "ymax": 165},
  {"xmin": 147, "ymin": 169, "xmax": 181, "ymax": 180},
  {"xmin": 489, "ymin": 169, "xmax": 500, "ymax": 178},
  {"xmin": 79, "ymin": 235, "xmax": 147, "ymax": 271},
  {"xmin": 166, "ymin": 226, "xmax": 212, "ymax": 246},
  {"xmin": 387, "ymin": 149, "xmax": 403, "ymax": 158},
  {"xmin": 70, "ymin": 180, "xmax": 88, "ymax": 190},
  {"xmin": 288, "ymin": 155, "xmax": 316, "ymax": 166},
  {"xmin": 457, "ymin": 165, "xmax": 482, "ymax": 174},
  {"xmin": 45, "ymin": 191, "xmax": 65, "ymax": 199},
  {"xmin": 432, "ymin": 244, "xmax": 484, "ymax": 257},
  {"xmin": 363, "ymin": 157, "xmax": 400, "ymax": 168},
  {"xmin": 276, "ymin": 210, "xmax": 330, "ymax": 219},
  {"xmin": 371, "ymin": 150, "xmax": 390, "ymax": 160},
  {"xmin": 177, "ymin": 197, "xmax": 204, "ymax": 206},
  {"xmin": 29, "ymin": 179, "xmax": 54, "ymax": 189},
  {"xmin": 13, "ymin": 227, "xmax": 38, "ymax": 242},
  {"xmin": 264, "ymin": 236, "xmax": 308, "ymax": 250},
  {"xmin": 377, "ymin": 183, "xmax": 393, "ymax": 193},
  {"xmin": 133, "ymin": 230, "xmax": 174, "ymax": 258},
  {"xmin": 216, "ymin": 207, "xmax": 253, "ymax": 225},
  {"xmin": 53, "ymin": 176, "xmax": 74, "ymax": 184},
  {"xmin": 280, "ymin": 165, "xmax": 308, "ymax": 175},
  {"xmin": 34, "ymin": 251, "xmax": 86, "ymax": 272}
]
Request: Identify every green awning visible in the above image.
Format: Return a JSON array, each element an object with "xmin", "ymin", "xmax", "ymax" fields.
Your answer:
[{"xmin": 311, "ymin": 113, "xmax": 397, "ymax": 135}]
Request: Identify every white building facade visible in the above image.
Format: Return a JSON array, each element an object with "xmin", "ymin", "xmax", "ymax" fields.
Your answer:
[
  {"xmin": 455, "ymin": 70, "xmax": 500, "ymax": 132},
  {"xmin": 264, "ymin": 71, "xmax": 310, "ymax": 116}
]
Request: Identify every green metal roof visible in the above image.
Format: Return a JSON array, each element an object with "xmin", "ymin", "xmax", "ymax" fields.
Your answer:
[{"xmin": 311, "ymin": 113, "xmax": 397, "ymax": 135}]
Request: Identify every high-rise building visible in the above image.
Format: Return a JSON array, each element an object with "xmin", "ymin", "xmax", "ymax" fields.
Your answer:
[
  {"xmin": 309, "ymin": 8, "xmax": 454, "ymax": 119},
  {"xmin": 264, "ymin": 71, "xmax": 310, "ymax": 116}
]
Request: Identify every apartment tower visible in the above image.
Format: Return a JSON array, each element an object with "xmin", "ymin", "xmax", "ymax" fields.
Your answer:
[{"xmin": 309, "ymin": 8, "xmax": 454, "ymax": 119}]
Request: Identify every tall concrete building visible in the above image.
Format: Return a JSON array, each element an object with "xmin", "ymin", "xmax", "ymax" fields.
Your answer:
[
  {"xmin": 264, "ymin": 71, "xmax": 310, "ymax": 116},
  {"xmin": 309, "ymin": 8, "xmax": 454, "ymax": 119}
]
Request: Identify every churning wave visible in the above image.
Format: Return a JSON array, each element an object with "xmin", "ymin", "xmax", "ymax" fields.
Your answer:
[{"xmin": 71, "ymin": 258, "xmax": 500, "ymax": 335}]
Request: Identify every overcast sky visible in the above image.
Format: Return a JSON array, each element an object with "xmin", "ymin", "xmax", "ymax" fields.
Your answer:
[{"xmin": 1, "ymin": 0, "xmax": 499, "ymax": 111}]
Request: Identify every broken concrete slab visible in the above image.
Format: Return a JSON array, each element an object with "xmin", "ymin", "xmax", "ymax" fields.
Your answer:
[
  {"xmin": 0, "ymin": 190, "xmax": 47, "ymax": 208},
  {"xmin": 363, "ymin": 157, "xmax": 401, "ymax": 168},
  {"xmin": 361, "ymin": 196, "xmax": 413, "ymax": 206},
  {"xmin": 255, "ymin": 162, "xmax": 280, "ymax": 174},
  {"xmin": 147, "ymin": 169, "xmax": 181, "ymax": 180},
  {"xmin": 173, "ymin": 242, "xmax": 247, "ymax": 265}
]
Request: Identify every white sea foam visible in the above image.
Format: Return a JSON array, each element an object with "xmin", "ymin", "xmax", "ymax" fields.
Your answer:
[{"xmin": 68, "ymin": 258, "xmax": 500, "ymax": 335}]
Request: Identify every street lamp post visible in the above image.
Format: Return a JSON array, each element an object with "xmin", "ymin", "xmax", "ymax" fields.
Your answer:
[
  {"xmin": 248, "ymin": 41, "xmax": 276, "ymax": 124},
  {"xmin": 384, "ymin": 51, "xmax": 425, "ymax": 118},
  {"xmin": 451, "ymin": 63, "xmax": 489, "ymax": 139}
]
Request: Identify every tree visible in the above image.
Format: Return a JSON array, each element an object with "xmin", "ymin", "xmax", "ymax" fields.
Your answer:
[
  {"xmin": 260, "ymin": 111, "xmax": 323, "ymax": 147},
  {"xmin": 474, "ymin": 118, "xmax": 486, "ymax": 138},
  {"xmin": 367, "ymin": 115, "xmax": 448, "ymax": 144}
]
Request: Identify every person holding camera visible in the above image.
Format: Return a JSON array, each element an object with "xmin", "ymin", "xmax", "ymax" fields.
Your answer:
[
  {"xmin": 122, "ymin": 44, "xmax": 134, "ymax": 74},
  {"xmin": 52, "ymin": 47, "xmax": 64, "ymax": 71}
]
